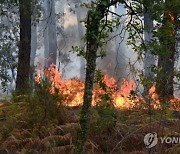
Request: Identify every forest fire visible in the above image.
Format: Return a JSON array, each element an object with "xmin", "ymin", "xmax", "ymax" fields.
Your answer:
[
  {"xmin": 35, "ymin": 64, "xmax": 180, "ymax": 110},
  {"xmin": 114, "ymin": 79, "xmax": 137, "ymax": 109}
]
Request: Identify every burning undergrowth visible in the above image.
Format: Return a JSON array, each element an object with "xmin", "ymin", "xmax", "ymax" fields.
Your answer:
[{"xmin": 35, "ymin": 64, "xmax": 180, "ymax": 111}]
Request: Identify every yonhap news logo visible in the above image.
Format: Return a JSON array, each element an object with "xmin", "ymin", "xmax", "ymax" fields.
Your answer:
[
  {"xmin": 144, "ymin": 132, "xmax": 180, "ymax": 148},
  {"xmin": 144, "ymin": 132, "xmax": 158, "ymax": 148}
]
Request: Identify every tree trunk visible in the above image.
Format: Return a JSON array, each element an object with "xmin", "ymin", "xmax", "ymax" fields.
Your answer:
[
  {"xmin": 75, "ymin": 1, "xmax": 108, "ymax": 153},
  {"xmin": 30, "ymin": 23, "xmax": 37, "ymax": 87},
  {"xmin": 76, "ymin": 1, "xmax": 86, "ymax": 80},
  {"xmin": 143, "ymin": 8, "xmax": 155, "ymax": 94},
  {"xmin": 43, "ymin": 0, "xmax": 49, "ymax": 67},
  {"xmin": 44, "ymin": 0, "xmax": 57, "ymax": 67},
  {"xmin": 16, "ymin": 0, "xmax": 31, "ymax": 94},
  {"xmin": 156, "ymin": 1, "xmax": 176, "ymax": 101}
]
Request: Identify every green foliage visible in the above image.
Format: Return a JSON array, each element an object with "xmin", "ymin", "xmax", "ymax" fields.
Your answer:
[
  {"xmin": 70, "ymin": 46, "xmax": 86, "ymax": 57},
  {"xmin": 90, "ymin": 102, "xmax": 117, "ymax": 134},
  {"xmin": 1, "ymin": 118, "xmax": 14, "ymax": 138},
  {"xmin": 94, "ymin": 70, "xmax": 113, "ymax": 102},
  {"xmin": 94, "ymin": 70, "xmax": 107, "ymax": 91},
  {"xmin": 139, "ymin": 71, "xmax": 154, "ymax": 88},
  {"xmin": 0, "ymin": 102, "xmax": 28, "ymax": 138},
  {"xmin": 27, "ymin": 78, "xmax": 62, "ymax": 127},
  {"xmin": 10, "ymin": 75, "xmax": 63, "ymax": 130}
]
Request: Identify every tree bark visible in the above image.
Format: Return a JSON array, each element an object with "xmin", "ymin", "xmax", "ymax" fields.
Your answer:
[
  {"xmin": 44, "ymin": 0, "xmax": 57, "ymax": 68},
  {"xmin": 143, "ymin": 8, "xmax": 155, "ymax": 94},
  {"xmin": 16, "ymin": 0, "xmax": 31, "ymax": 94},
  {"xmin": 156, "ymin": 0, "xmax": 176, "ymax": 101},
  {"xmin": 30, "ymin": 23, "xmax": 37, "ymax": 87},
  {"xmin": 76, "ymin": 0, "xmax": 86, "ymax": 80},
  {"xmin": 75, "ymin": 1, "xmax": 108, "ymax": 153}
]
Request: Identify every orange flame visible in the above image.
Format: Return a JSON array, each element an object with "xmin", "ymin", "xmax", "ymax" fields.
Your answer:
[
  {"xmin": 114, "ymin": 79, "xmax": 136, "ymax": 109},
  {"xmin": 35, "ymin": 64, "xmax": 180, "ymax": 111},
  {"xmin": 148, "ymin": 85, "xmax": 161, "ymax": 109}
]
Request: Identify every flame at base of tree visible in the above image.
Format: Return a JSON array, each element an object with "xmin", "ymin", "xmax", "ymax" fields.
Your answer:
[{"xmin": 35, "ymin": 64, "xmax": 180, "ymax": 111}]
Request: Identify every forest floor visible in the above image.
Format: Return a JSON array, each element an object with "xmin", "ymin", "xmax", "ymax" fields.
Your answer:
[{"xmin": 0, "ymin": 101, "xmax": 180, "ymax": 154}]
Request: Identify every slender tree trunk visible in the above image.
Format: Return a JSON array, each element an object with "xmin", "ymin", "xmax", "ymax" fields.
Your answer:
[
  {"xmin": 75, "ymin": 1, "xmax": 108, "ymax": 153},
  {"xmin": 114, "ymin": 4, "xmax": 127, "ymax": 82},
  {"xmin": 30, "ymin": 23, "xmax": 37, "ymax": 87},
  {"xmin": 30, "ymin": 25, "xmax": 37, "ymax": 66},
  {"xmin": 30, "ymin": 0, "xmax": 38, "ymax": 87},
  {"xmin": 43, "ymin": 0, "xmax": 49, "ymax": 67},
  {"xmin": 143, "ymin": 8, "xmax": 155, "ymax": 94},
  {"xmin": 156, "ymin": 1, "xmax": 176, "ymax": 101},
  {"xmin": 16, "ymin": 0, "xmax": 31, "ymax": 94},
  {"xmin": 47, "ymin": 0, "xmax": 57, "ymax": 66},
  {"xmin": 76, "ymin": 1, "xmax": 86, "ymax": 80},
  {"xmin": 44, "ymin": 0, "xmax": 57, "ymax": 67}
]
